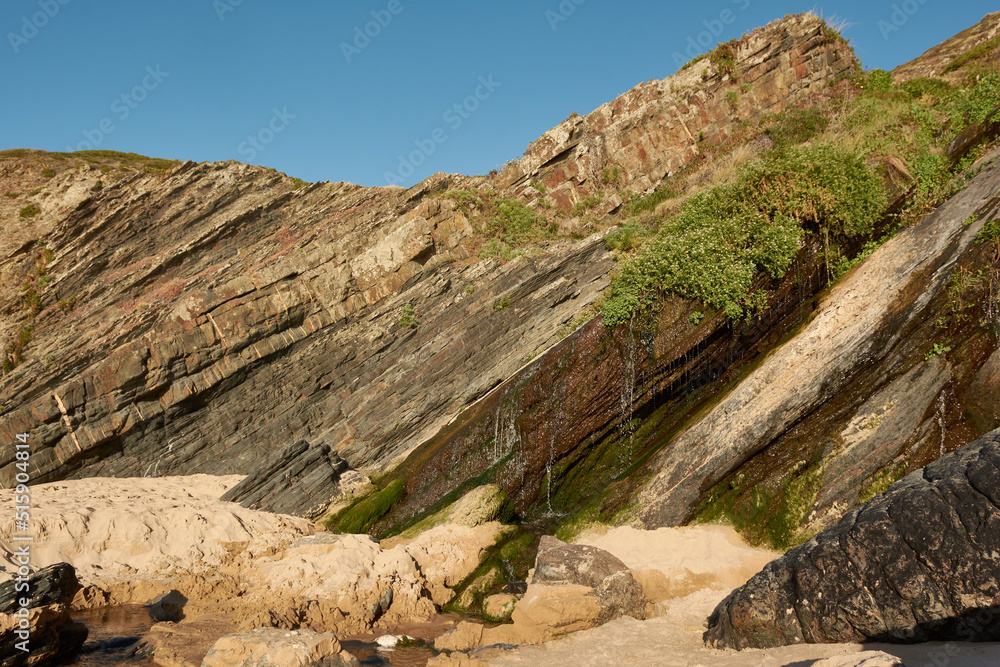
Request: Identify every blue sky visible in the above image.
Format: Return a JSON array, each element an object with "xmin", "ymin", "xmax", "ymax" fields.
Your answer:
[{"xmin": 1, "ymin": 1, "xmax": 995, "ymax": 187}]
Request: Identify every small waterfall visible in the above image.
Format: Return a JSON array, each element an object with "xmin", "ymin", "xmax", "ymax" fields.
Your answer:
[
  {"xmin": 491, "ymin": 402, "xmax": 519, "ymax": 464},
  {"xmin": 619, "ymin": 320, "xmax": 637, "ymax": 463},
  {"xmin": 937, "ymin": 393, "xmax": 947, "ymax": 458}
]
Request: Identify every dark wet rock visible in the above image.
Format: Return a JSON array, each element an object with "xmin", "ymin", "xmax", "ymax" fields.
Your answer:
[
  {"xmin": 219, "ymin": 440, "xmax": 349, "ymax": 517},
  {"xmin": 533, "ymin": 535, "xmax": 646, "ymax": 622},
  {"xmin": 0, "ymin": 564, "xmax": 87, "ymax": 667},
  {"xmin": 147, "ymin": 590, "xmax": 186, "ymax": 623},
  {"xmin": 704, "ymin": 430, "xmax": 1000, "ymax": 649},
  {"xmin": 0, "ymin": 564, "xmax": 78, "ymax": 613}
]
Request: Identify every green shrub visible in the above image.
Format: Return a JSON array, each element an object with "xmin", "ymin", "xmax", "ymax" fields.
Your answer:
[
  {"xmin": 571, "ymin": 194, "xmax": 603, "ymax": 216},
  {"xmin": 19, "ymin": 204, "xmax": 40, "ymax": 218},
  {"xmin": 41, "ymin": 168, "xmax": 55, "ymax": 178},
  {"xmin": 493, "ymin": 295, "xmax": 510, "ymax": 311},
  {"xmin": 327, "ymin": 480, "xmax": 405, "ymax": 534},
  {"xmin": 864, "ymin": 69, "xmax": 894, "ymax": 94},
  {"xmin": 601, "ymin": 144, "xmax": 886, "ymax": 326},
  {"xmin": 488, "ymin": 199, "xmax": 543, "ymax": 244},
  {"xmin": 602, "ymin": 166, "xmax": 621, "ymax": 184},
  {"xmin": 766, "ymin": 106, "xmax": 830, "ymax": 150},
  {"xmin": 710, "ymin": 39, "xmax": 739, "ymax": 79},
  {"xmin": 628, "ymin": 179, "xmax": 683, "ymax": 215},
  {"xmin": 478, "ymin": 239, "xmax": 522, "ymax": 261},
  {"xmin": 900, "ymin": 77, "xmax": 952, "ymax": 101},
  {"xmin": 726, "ymin": 90, "xmax": 740, "ymax": 110},
  {"xmin": 398, "ymin": 303, "xmax": 419, "ymax": 329}
]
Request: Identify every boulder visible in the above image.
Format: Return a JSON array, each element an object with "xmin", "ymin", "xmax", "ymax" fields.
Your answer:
[
  {"xmin": 434, "ymin": 536, "xmax": 645, "ymax": 652},
  {"xmin": 220, "ymin": 441, "xmax": 350, "ymax": 518},
  {"xmin": 201, "ymin": 627, "xmax": 360, "ymax": 667},
  {"xmin": 705, "ymin": 430, "xmax": 1000, "ymax": 649},
  {"xmin": 0, "ymin": 563, "xmax": 88, "ymax": 667},
  {"xmin": 482, "ymin": 594, "xmax": 518, "ymax": 622},
  {"xmin": 148, "ymin": 590, "xmax": 187, "ymax": 622},
  {"xmin": 812, "ymin": 651, "xmax": 905, "ymax": 667},
  {"xmin": 532, "ymin": 535, "xmax": 646, "ymax": 623}
]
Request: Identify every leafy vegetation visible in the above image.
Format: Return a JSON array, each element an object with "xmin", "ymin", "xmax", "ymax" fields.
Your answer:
[
  {"xmin": 710, "ymin": 39, "xmax": 739, "ymax": 79},
  {"xmin": 19, "ymin": 204, "xmax": 40, "ymax": 218},
  {"xmin": 602, "ymin": 144, "xmax": 886, "ymax": 325},
  {"xmin": 941, "ymin": 34, "xmax": 1000, "ymax": 75},
  {"xmin": 398, "ymin": 303, "xmax": 419, "ymax": 329},
  {"xmin": 3, "ymin": 245, "xmax": 54, "ymax": 374}
]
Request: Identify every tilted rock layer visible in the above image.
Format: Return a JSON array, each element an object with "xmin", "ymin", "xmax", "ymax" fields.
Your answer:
[{"xmin": 0, "ymin": 15, "xmax": 853, "ymax": 520}]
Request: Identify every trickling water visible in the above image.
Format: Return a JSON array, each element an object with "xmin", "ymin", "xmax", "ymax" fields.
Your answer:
[
  {"xmin": 937, "ymin": 393, "xmax": 947, "ymax": 458},
  {"xmin": 491, "ymin": 403, "xmax": 519, "ymax": 464},
  {"xmin": 618, "ymin": 320, "xmax": 637, "ymax": 466}
]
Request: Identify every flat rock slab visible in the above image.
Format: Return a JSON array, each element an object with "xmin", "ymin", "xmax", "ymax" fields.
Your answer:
[
  {"xmin": 705, "ymin": 429, "xmax": 1000, "ymax": 649},
  {"xmin": 201, "ymin": 627, "xmax": 360, "ymax": 667}
]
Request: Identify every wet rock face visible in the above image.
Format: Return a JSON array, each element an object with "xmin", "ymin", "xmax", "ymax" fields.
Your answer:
[
  {"xmin": 0, "ymin": 563, "xmax": 88, "ymax": 667},
  {"xmin": 219, "ymin": 440, "xmax": 349, "ymax": 517},
  {"xmin": 704, "ymin": 430, "xmax": 1000, "ymax": 649},
  {"xmin": 533, "ymin": 536, "xmax": 645, "ymax": 623}
]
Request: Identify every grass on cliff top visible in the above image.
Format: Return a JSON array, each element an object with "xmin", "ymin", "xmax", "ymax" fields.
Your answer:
[
  {"xmin": 601, "ymin": 68, "xmax": 1000, "ymax": 328},
  {"xmin": 0, "ymin": 148, "xmax": 180, "ymax": 175}
]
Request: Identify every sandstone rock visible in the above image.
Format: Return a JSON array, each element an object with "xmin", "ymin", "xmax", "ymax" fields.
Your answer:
[
  {"xmin": 532, "ymin": 535, "xmax": 645, "ymax": 623},
  {"xmin": 482, "ymin": 593, "xmax": 518, "ymax": 621},
  {"xmin": 148, "ymin": 590, "xmax": 187, "ymax": 622},
  {"xmin": 201, "ymin": 627, "xmax": 360, "ymax": 667},
  {"xmin": 219, "ymin": 440, "xmax": 350, "ymax": 518},
  {"xmin": 812, "ymin": 651, "xmax": 905, "ymax": 667},
  {"xmin": 704, "ymin": 430, "xmax": 1000, "ymax": 648},
  {"xmin": 434, "ymin": 535, "xmax": 646, "ymax": 652},
  {"xmin": 0, "ymin": 564, "xmax": 87, "ymax": 667}
]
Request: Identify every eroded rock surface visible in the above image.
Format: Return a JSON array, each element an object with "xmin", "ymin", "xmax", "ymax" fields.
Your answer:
[
  {"xmin": 0, "ymin": 563, "xmax": 87, "ymax": 667},
  {"xmin": 704, "ymin": 429, "xmax": 1000, "ymax": 649},
  {"xmin": 201, "ymin": 627, "xmax": 360, "ymax": 667}
]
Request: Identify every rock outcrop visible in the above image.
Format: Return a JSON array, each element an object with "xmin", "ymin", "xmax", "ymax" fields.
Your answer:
[
  {"xmin": 637, "ymin": 144, "xmax": 1000, "ymax": 529},
  {"xmin": 0, "ymin": 563, "xmax": 87, "ymax": 667},
  {"xmin": 531, "ymin": 536, "xmax": 646, "ymax": 624},
  {"xmin": 434, "ymin": 536, "xmax": 646, "ymax": 652},
  {"xmin": 220, "ymin": 440, "xmax": 350, "ymax": 517},
  {"xmin": 704, "ymin": 429, "xmax": 1000, "ymax": 649},
  {"xmin": 0, "ymin": 14, "xmax": 854, "ymax": 525},
  {"xmin": 201, "ymin": 627, "xmax": 360, "ymax": 667}
]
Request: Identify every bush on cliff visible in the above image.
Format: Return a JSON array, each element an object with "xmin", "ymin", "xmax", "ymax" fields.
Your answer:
[{"xmin": 601, "ymin": 143, "xmax": 886, "ymax": 325}]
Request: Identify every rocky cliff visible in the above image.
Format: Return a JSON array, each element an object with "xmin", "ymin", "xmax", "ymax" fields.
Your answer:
[{"xmin": 0, "ymin": 14, "xmax": 854, "ymax": 513}]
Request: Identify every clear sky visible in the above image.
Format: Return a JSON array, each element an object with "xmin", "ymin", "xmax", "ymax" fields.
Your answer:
[{"xmin": 2, "ymin": 1, "xmax": 995, "ymax": 188}]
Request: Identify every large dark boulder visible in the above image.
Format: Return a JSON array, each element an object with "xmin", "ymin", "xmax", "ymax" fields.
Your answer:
[
  {"xmin": 220, "ymin": 440, "xmax": 349, "ymax": 517},
  {"xmin": 0, "ymin": 563, "xmax": 88, "ymax": 667},
  {"xmin": 704, "ymin": 430, "xmax": 1000, "ymax": 649}
]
